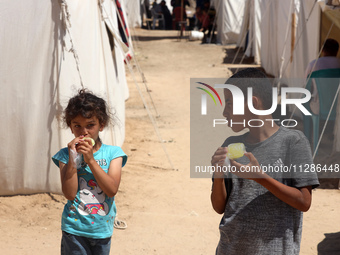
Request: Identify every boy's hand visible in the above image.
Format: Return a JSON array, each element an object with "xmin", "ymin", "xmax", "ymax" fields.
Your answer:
[
  {"xmin": 211, "ymin": 147, "xmax": 228, "ymax": 178},
  {"xmin": 230, "ymin": 152, "xmax": 268, "ymax": 180}
]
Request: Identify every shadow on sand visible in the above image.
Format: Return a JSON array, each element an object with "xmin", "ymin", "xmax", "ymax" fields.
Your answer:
[
  {"xmin": 222, "ymin": 46, "xmax": 268, "ymax": 75},
  {"xmin": 318, "ymin": 232, "xmax": 340, "ymax": 255},
  {"xmin": 136, "ymin": 35, "xmax": 180, "ymax": 41}
]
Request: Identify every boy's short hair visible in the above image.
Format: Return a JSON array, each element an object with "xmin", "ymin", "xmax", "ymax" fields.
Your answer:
[
  {"xmin": 225, "ymin": 68, "xmax": 273, "ymax": 109},
  {"xmin": 323, "ymin": 38, "xmax": 339, "ymax": 56}
]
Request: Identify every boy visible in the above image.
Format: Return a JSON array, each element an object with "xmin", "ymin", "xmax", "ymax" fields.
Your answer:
[{"xmin": 211, "ymin": 68, "xmax": 319, "ymax": 254}]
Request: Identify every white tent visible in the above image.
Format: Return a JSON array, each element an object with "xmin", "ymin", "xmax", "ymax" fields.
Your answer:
[
  {"xmin": 125, "ymin": 0, "xmax": 142, "ymax": 28},
  {"xmin": 223, "ymin": 0, "xmax": 318, "ymax": 80},
  {"xmin": 215, "ymin": 0, "xmax": 340, "ymax": 154},
  {"xmin": 211, "ymin": 0, "xmax": 247, "ymax": 45},
  {"xmin": 0, "ymin": 0, "xmax": 129, "ymax": 195}
]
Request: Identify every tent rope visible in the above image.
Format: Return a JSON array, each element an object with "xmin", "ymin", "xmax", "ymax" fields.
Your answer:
[
  {"xmin": 100, "ymin": 1, "xmax": 175, "ymax": 170},
  {"xmin": 115, "ymin": 6, "xmax": 160, "ymax": 117},
  {"xmin": 60, "ymin": 0, "xmax": 84, "ymax": 89},
  {"xmin": 278, "ymin": 0, "xmax": 295, "ymax": 80},
  {"xmin": 128, "ymin": 26, "xmax": 157, "ymax": 99},
  {"xmin": 124, "ymin": 51, "xmax": 176, "ymax": 170}
]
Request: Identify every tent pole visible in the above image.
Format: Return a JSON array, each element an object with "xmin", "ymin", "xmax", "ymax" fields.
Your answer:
[
  {"xmin": 180, "ymin": 0, "xmax": 184, "ymax": 37},
  {"xmin": 290, "ymin": 13, "xmax": 296, "ymax": 62},
  {"xmin": 278, "ymin": 0, "xmax": 294, "ymax": 80},
  {"xmin": 281, "ymin": 0, "xmax": 318, "ymax": 78}
]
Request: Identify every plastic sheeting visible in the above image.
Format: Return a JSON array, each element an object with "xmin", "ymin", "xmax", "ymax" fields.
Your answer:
[{"xmin": 0, "ymin": 0, "xmax": 129, "ymax": 195}]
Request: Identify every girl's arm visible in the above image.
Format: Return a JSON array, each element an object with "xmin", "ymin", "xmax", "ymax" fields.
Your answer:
[
  {"xmin": 78, "ymin": 139, "xmax": 122, "ymax": 197},
  {"xmin": 59, "ymin": 136, "xmax": 84, "ymax": 201},
  {"xmin": 232, "ymin": 152, "xmax": 312, "ymax": 212},
  {"xmin": 59, "ymin": 161, "xmax": 78, "ymax": 201},
  {"xmin": 87, "ymin": 157, "xmax": 122, "ymax": 198}
]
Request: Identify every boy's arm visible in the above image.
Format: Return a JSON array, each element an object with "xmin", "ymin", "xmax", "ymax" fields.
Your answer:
[
  {"xmin": 256, "ymin": 177, "xmax": 312, "ymax": 212},
  {"xmin": 211, "ymin": 177, "xmax": 227, "ymax": 214},
  {"xmin": 231, "ymin": 152, "xmax": 312, "ymax": 212},
  {"xmin": 210, "ymin": 147, "xmax": 228, "ymax": 214}
]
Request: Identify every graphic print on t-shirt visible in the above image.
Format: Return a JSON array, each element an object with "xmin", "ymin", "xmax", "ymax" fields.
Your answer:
[{"xmin": 77, "ymin": 177, "xmax": 109, "ymax": 216}]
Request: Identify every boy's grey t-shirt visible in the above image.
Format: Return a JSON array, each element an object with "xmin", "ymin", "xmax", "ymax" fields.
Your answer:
[{"xmin": 216, "ymin": 127, "xmax": 319, "ymax": 255}]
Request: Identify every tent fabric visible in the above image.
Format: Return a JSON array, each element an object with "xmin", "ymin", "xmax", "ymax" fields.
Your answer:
[
  {"xmin": 252, "ymin": 0, "xmax": 315, "ymax": 80},
  {"xmin": 101, "ymin": 0, "xmax": 131, "ymax": 101},
  {"xmin": 216, "ymin": 0, "xmax": 319, "ymax": 80},
  {"xmin": 319, "ymin": 0, "xmax": 340, "ymax": 29},
  {"xmin": 116, "ymin": 0, "xmax": 130, "ymax": 47},
  {"xmin": 212, "ymin": 0, "xmax": 247, "ymax": 45},
  {"xmin": 0, "ymin": 0, "xmax": 129, "ymax": 195},
  {"xmin": 236, "ymin": 0, "xmax": 262, "ymax": 64},
  {"xmin": 124, "ymin": 0, "xmax": 142, "ymax": 28}
]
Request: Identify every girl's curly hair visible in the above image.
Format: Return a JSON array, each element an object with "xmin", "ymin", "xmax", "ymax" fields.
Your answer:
[{"xmin": 64, "ymin": 89, "xmax": 112, "ymax": 127}]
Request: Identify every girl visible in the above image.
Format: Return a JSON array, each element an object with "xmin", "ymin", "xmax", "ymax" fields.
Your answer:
[{"xmin": 52, "ymin": 89, "xmax": 127, "ymax": 255}]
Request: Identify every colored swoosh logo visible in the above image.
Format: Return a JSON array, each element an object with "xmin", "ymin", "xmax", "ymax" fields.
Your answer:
[{"xmin": 196, "ymin": 82, "xmax": 223, "ymax": 106}]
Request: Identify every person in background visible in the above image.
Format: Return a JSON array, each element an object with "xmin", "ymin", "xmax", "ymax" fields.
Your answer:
[
  {"xmin": 160, "ymin": 0, "xmax": 173, "ymax": 30},
  {"xmin": 305, "ymin": 38, "xmax": 340, "ymax": 78},
  {"xmin": 304, "ymin": 38, "xmax": 340, "ymax": 115}
]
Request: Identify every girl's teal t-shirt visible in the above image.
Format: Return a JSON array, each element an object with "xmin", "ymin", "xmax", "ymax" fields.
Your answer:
[{"xmin": 52, "ymin": 144, "xmax": 127, "ymax": 239}]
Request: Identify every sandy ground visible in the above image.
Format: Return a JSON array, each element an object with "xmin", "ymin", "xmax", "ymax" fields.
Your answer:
[{"xmin": 1, "ymin": 29, "xmax": 340, "ymax": 255}]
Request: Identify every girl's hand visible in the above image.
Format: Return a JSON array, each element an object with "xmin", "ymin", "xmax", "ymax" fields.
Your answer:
[
  {"xmin": 67, "ymin": 136, "xmax": 84, "ymax": 158},
  {"xmin": 76, "ymin": 138, "xmax": 94, "ymax": 164}
]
